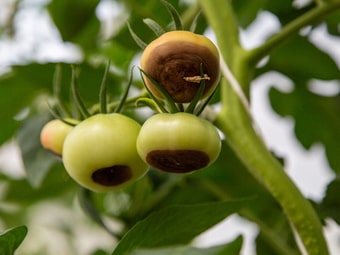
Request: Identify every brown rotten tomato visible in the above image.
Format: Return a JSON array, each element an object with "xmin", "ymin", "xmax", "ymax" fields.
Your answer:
[
  {"xmin": 140, "ymin": 31, "xmax": 220, "ymax": 103},
  {"xmin": 62, "ymin": 114, "xmax": 148, "ymax": 192},
  {"xmin": 136, "ymin": 112, "xmax": 221, "ymax": 173}
]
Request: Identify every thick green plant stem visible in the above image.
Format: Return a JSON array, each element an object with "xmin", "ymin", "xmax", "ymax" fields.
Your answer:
[
  {"xmin": 198, "ymin": 0, "xmax": 331, "ymax": 254},
  {"xmin": 214, "ymin": 80, "xmax": 328, "ymax": 255}
]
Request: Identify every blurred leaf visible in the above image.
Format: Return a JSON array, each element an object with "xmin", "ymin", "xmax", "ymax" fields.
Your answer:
[
  {"xmin": 1, "ymin": 162, "xmax": 77, "ymax": 227},
  {"xmin": 47, "ymin": 0, "xmax": 100, "ymax": 51},
  {"xmin": 96, "ymin": 41, "xmax": 135, "ymax": 71},
  {"xmin": 0, "ymin": 225, "xmax": 27, "ymax": 255},
  {"xmin": 0, "ymin": 63, "xmax": 124, "ymax": 139},
  {"xmin": 130, "ymin": 236, "xmax": 243, "ymax": 255},
  {"xmin": 269, "ymin": 86, "xmax": 340, "ymax": 173},
  {"xmin": 3, "ymin": 162, "xmax": 75, "ymax": 206},
  {"xmin": 325, "ymin": 11, "xmax": 340, "ymax": 36},
  {"xmin": 112, "ymin": 199, "xmax": 248, "ymax": 255},
  {"xmin": 0, "ymin": 72, "xmax": 41, "ymax": 145},
  {"xmin": 318, "ymin": 177, "xmax": 340, "ymax": 224},
  {"xmin": 16, "ymin": 112, "xmax": 55, "ymax": 187},
  {"xmin": 231, "ymin": 0, "xmax": 294, "ymax": 28},
  {"xmin": 259, "ymin": 36, "xmax": 340, "ymax": 81}
]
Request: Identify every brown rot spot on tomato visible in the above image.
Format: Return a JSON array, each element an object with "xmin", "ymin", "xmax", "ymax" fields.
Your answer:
[
  {"xmin": 143, "ymin": 42, "xmax": 219, "ymax": 103},
  {"xmin": 92, "ymin": 165, "xmax": 132, "ymax": 186},
  {"xmin": 146, "ymin": 150, "xmax": 210, "ymax": 173}
]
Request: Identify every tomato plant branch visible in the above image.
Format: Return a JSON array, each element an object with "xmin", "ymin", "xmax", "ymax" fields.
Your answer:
[
  {"xmin": 247, "ymin": 0, "xmax": 340, "ymax": 65},
  {"xmin": 214, "ymin": 79, "xmax": 328, "ymax": 255},
  {"xmin": 199, "ymin": 1, "xmax": 330, "ymax": 254}
]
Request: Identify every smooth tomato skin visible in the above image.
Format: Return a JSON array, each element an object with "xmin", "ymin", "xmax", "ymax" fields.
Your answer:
[
  {"xmin": 40, "ymin": 119, "xmax": 76, "ymax": 157},
  {"xmin": 136, "ymin": 112, "xmax": 221, "ymax": 172},
  {"xmin": 62, "ymin": 114, "xmax": 148, "ymax": 192}
]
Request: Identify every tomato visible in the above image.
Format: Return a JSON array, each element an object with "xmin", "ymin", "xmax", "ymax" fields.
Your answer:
[
  {"xmin": 62, "ymin": 114, "xmax": 148, "ymax": 192},
  {"xmin": 40, "ymin": 119, "xmax": 77, "ymax": 157},
  {"xmin": 140, "ymin": 31, "xmax": 220, "ymax": 103},
  {"xmin": 136, "ymin": 112, "xmax": 221, "ymax": 173}
]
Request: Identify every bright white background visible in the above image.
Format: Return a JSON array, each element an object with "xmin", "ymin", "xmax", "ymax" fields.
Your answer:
[{"xmin": 0, "ymin": 0, "xmax": 339, "ymax": 254}]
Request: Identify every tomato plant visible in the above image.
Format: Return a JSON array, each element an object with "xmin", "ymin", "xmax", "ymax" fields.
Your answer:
[{"xmin": 0, "ymin": 1, "xmax": 340, "ymax": 255}]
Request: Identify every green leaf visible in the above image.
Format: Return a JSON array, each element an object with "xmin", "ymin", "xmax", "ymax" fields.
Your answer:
[
  {"xmin": 0, "ymin": 225, "xmax": 28, "ymax": 255},
  {"xmin": 259, "ymin": 36, "xmax": 340, "ymax": 81},
  {"xmin": 0, "ymin": 72, "xmax": 41, "ymax": 145},
  {"xmin": 231, "ymin": 0, "xmax": 294, "ymax": 28},
  {"xmin": 325, "ymin": 11, "xmax": 340, "ymax": 36},
  {"xmin": 318, "ymin": 177, "xmax": 340, "ymax": 224},
  {"xmin": 47, "ymin": 0, "xmax": 100, "ymax": 51},
  {"xmin": 16, "ymin": 112, "xmax": 56, "ymax": 188},
  {"xmin": 269, "ymin": 86, "xmax": 340, "ymax": 173},
  {"xmin": 130, "ymin": 236, "xmax": 243, "ymax": 255},
  {"xmin": 112, "ymin": 200, "xmax": 248, "ymax": 255}
]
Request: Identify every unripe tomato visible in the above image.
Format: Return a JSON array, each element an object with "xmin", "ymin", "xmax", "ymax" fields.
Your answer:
[
  {"xmin": 40, "ymin": 119, "xmax": 76, "ymax": 157},
  {"xmin": 136, "ymin": 112, "xmax": 221, "ymax": 173},
  {"xmin": 62, "ymin": 114, "xmax": 148, "ymax": 192},
  {"xmin": 140, "ymin": 31, "xmax": 220, "ymax": 103}
]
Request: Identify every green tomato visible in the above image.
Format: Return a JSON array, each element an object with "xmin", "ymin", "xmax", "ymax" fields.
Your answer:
[
  {"xmin": 62, "ymin": 113, "xmax": 148, "ymax": 192},
  {"xmin": 40, "ymin": 118, "xmax": 77, "ymax": 157},
  {"xmin": 136, "ymin": 112, "xmax": 221, "ymax": 173}
]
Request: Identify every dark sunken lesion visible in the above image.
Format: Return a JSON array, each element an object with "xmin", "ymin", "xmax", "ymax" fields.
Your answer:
[
  {"xmin": 92, "ymin": 165, "xmax": 132, "ymax": 186},
  {"xmin": 144, "ymin": 42, "xmax": 219, "ymax": 103},
  {"xmin": 146, "ymin": 150, "xmax": 209, "ymax": 173}
]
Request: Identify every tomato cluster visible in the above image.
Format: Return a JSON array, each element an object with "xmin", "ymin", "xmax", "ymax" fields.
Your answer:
[{"xmin": 40, "ymin": 30, "xmax": 221, "ymax": 193}]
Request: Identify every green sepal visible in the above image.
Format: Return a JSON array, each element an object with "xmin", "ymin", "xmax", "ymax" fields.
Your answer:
[
  {"xmin": 115, "ymin": 65, "xmax": 135, "ymax": 113},
  {"xmin": 136, "ymin": 98, "xmax": 164, "ymax": 113},
  {"xmin": 185, "ymin": 64, "xmax": 206, "ymax": 114},
  {"xmin": 139, "ymin": 68, "xmax": 178, "ymax": 113},
  {"xmin": 127, "ymin": 22, "xmax": 147, "ymax": 49},
  {"xmin": 143, "ymin": 18, "xmax": 166, "ymax": 37},
  {"xmin": 194, "ymin": 87, "xmax": 218, "ymax": 116},
  {"xmin": 189, "ymin": 11, "xmax": 201, "ymax": 33},
  {"xmin": 99, "ymin": 60, "xmax": 111, "ymax": 114},
  {"xmin": 71, "ymin": 65, "xmax": 91, "ymax": 119},
  {"xmin": 161, "ymin": 0, "xmax": 183, "ymax": 30},
  {"xmin": 53, "ymin": 64, "xmax": 71, "ymax": 117},
  {"xmin": 46, "ymin": 103, "xmax": 78, "ymax": 127}
]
